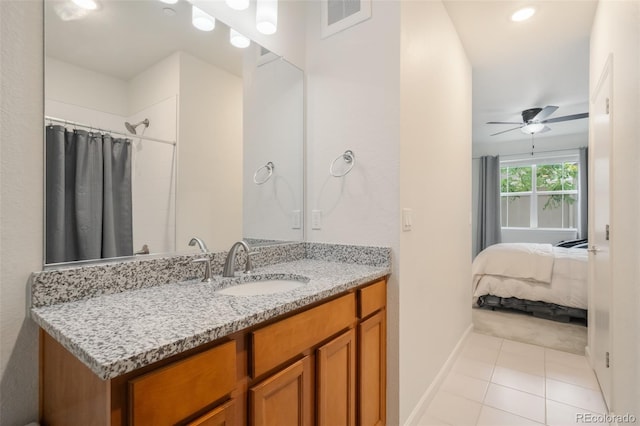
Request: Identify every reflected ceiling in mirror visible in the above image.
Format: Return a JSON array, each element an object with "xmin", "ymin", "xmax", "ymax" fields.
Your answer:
[{"xmin": 44, "ymin": 0, "xmax": 304, "ymax": 267}]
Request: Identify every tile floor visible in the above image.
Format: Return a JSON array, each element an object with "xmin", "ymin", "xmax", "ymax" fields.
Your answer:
[{"xmin": 419, "ymin": 332, "xmax": 609, "ymax": 426}]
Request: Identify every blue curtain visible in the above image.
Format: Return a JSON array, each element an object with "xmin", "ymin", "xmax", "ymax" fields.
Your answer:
[
  {"xmin": 475, "ymin": 155, "xmax": 502, "ymax": 256},
  {"xmin": 46, "ymin": 125, "xmax": 132, "ymax": 263}
]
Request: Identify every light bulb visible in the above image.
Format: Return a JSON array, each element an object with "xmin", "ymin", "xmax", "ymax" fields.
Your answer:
[
  {"xmin": 256, "ymin": 0, "xmax": 278, "ymax": 35},
  {"xmin": 192, "ymin": 5, "xmax": 215, "ymax": 32},
  {"xmin": 511, "ymin": 7, "xmax": 535, "ymax": 22},
  {"xmin": 230, "ymin": 29, "xmax": 251, "ymax": 48},
  {"xmin": 226, "ymin": 0, "xmax": 249, "ymax": 11}
]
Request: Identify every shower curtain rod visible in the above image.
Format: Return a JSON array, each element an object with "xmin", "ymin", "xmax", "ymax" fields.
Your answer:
[{"xmin": 45, "ymin": 116, "xmax": 176, "ymax": 146}]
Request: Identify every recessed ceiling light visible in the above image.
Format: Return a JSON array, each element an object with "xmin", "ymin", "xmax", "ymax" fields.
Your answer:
[
  {"xmin": 158, "ymin": 0, "xmax": 179, "ymax": 4},
  {"xmin": 511, "ymin": 7, "xmax": 535, "ymax": 22},
  {"xmin": 71, "ymin": 0, "xmax": 98, "ymax": 10}
]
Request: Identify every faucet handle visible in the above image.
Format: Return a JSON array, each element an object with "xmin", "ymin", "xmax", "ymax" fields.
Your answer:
[
  {"xmin": 192, "ymin": 257, "xmax": 212, "ymax": 282},
  {"xmin": 244, "ymin": 251, "xmax": 256, "ymax": 274}
]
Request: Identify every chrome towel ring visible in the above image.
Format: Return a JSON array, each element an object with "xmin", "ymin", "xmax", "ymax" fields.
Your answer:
[
  {"xmin": 253, "ymin": 161, "xmax": 274, "ymax": 185},
  {"xmin": 330, "ymin": 150, "xmax": 356, "ymax": 177}
]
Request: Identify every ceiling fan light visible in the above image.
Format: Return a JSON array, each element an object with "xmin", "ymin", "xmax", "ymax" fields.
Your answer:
[
  {"xmin": 511, "ymin": 7, "xmax": 535, "ymax": 22},
  {"xmin": 71, "ymin": 0, "xmax": 98, "ymax": 10},
  {"xmin": 521, "ymin": 122, "xmax": 545, "ymax": 134}
]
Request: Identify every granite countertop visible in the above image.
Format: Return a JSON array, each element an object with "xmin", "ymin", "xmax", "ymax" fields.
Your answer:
[{"xmin": 31, "ymin": 259, "xmax": 390, "ymax": 380}]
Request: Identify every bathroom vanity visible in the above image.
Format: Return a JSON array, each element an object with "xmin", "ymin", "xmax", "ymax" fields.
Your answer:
[{"xmin": 32, "ymin": 243, "xmax": 390, "ymax": 425}]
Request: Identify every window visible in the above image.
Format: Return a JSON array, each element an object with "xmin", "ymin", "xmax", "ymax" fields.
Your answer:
[{"xmin": 500, "ymin": 157, "xmax": 579, "ymax": 229}]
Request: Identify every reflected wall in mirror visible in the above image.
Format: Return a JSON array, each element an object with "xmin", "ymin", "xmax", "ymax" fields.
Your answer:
[{"xmin": 44, "ymin": 0, "xmax": 304, "ymax": 266}]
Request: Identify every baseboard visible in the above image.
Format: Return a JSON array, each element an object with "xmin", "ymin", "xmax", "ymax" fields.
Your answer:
[
  {"xmin": 403, "ymin": 323, "xmax": 474, "ymax": 426},
  {"xmin": 584, "ymin": 345, "xmax": 593, "ymax": 367}
]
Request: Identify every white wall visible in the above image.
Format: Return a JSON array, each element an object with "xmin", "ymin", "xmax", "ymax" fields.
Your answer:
[
  {"xmin": 177, "ymin": 52, "xmax": 243, "ymax": 252},
  {"xmin": 243, "ymin": 51, "xmax": 304, "ymax": 242},
  {"xmin": 128, "ymin": 54, "xmax": 179, "ymax": 256},
  {"xmin": 305, "ymin": 1, "xmax": 472, "ymax": 423},
  {"xmin": 305, "ymin": 1, "xmax": 401, "ymax": 422},
  {"xmin": 0, "ymin": 1, "xmax": 43, "ymax": 424},
  {"xmin": 45, "ymin": 56, "xmax": 128, "ymax": 117},
  {"xmin": 589, "ymin": 0, "xmax": 640, "ymax": 416},
  {"xmin": 399, "ymin": 1, "xmax": 472, "ymax": 423}
]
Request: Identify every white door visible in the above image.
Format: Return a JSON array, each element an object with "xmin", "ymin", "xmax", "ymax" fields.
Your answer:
[{"xmin": 590, "ymin": 56, "xmax": 612, "ymax": 408}]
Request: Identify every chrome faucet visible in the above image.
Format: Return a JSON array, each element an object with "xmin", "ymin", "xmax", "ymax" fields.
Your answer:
[
  {"xmin": 191, "ymin": 257, "xmax": 212, "ymax": 282},
  {"xmin": 188, "ymin": 237, "xmax": 209, "ymax": 253},
  {"xmin": 223, "ymin": 241, "xmax": 253, "ymax": 277}
]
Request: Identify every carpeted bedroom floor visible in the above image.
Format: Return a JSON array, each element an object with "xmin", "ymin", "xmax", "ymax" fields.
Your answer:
[{"xmin": 472, "ymin": 307, "xmax": 588, "ymax": 355}]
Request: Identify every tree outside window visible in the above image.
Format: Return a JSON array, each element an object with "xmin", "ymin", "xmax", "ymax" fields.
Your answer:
[{"xmin": 500, "ymin": 161, "xmax": 579, "ymax": 229}]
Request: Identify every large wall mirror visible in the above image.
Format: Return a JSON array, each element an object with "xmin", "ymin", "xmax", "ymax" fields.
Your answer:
[{"xmin": 44, "ymin": 0, "xmax": 304, "ymax": 267}]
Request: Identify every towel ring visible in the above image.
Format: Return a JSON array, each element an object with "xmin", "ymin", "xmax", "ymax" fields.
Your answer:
[
  {"xmin": 330, "ymin": 150, "xmax": 356, "ymax": 177},
  {"xmin": 253, "ymin": 162, "xmax": 274, "ymax": 185}
]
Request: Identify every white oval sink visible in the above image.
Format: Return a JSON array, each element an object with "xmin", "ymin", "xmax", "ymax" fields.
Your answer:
[{"xmin": 217, "ymin": 279, "xmax": 305, "ymax": 296}]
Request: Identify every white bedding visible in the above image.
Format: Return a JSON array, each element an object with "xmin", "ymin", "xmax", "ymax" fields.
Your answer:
[{"xmin": 472, "ymin": 243, "xmax": 588, "ymax": 310}]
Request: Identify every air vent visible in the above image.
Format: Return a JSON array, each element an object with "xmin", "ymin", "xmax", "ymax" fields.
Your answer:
[{"xmin": 327, "ymin": 0, "xmax": 361, "ymax": 25}]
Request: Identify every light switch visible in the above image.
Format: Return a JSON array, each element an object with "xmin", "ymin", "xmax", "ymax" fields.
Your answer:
[
  {"xmin": 402, "ymin": 208, "xmax": 412, "ymax": 232},
  {"xmin": 291, "ymin": 210, "xmax": 301, "ymax": 229},
  {"xmin": 312, "ymin": 210, "xmax": 322, "ymax": 230}
]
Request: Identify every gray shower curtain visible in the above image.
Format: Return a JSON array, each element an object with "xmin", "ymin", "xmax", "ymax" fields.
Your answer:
[{"xmin": 46, "ymin": 125, "xmax": 133, "ymax": 263}]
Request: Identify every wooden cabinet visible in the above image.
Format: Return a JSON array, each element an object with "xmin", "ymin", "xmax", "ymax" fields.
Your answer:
[
  {"xmin": 250, "ymin": 356, "xmax": 312, "ymax": 426},
  {"xmin": 358, "ymin": 311, "xmax": 386, "ymax": 426},
  {"xmin": 40, "ymin": 277, "xmax": 387, "ymax": 426},
  {"xmin": 317, "ymin": 329, "xmax": 356, "ymax": 426},
  {"xmin": 358, "ymin": 279, "xmax": 387, "ymax": 426}
]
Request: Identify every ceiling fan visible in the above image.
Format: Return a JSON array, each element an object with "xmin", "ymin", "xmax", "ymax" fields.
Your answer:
[{"xmin": 487, "ymin": 106, "xmax": 589, "ymax": 136}]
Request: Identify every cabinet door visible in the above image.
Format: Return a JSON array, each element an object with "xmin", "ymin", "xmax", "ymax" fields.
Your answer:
[
  {"xmin": 316, "ymin": 328, "xmax": 356, "ymax": 426},
  {"xmin": 250, "ymin": 356, "xmax": 312, "ymax": 426},
  {"xmin": 186, "ymin": 400, "xmax": 235, "ymax": 426},
  {"xmin": 359, "ymin": 310, "xmax": 386, "ymax": 426}
]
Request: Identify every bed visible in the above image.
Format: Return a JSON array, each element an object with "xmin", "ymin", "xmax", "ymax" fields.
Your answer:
[{"xmin": 472, "ymin": 243, "xmax": 588, "ymax": 322}]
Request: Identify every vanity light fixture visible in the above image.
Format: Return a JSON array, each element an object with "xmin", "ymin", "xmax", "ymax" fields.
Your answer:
[
  {"xmin": 230, "ymin": 29, "xmax": 251, "ymax": 48},
  {"xmin": 192, "ymin": 5, "xmax": 216, "ymax": 31},
  {"xmin": 256, "ymin": 0, "xmax": 278, "ymax": 34},
  {"xmin": 511, "ymin": 7, "xmax": 535, "ymax": 22},
  {"xmin": 71, "ymin": 0, "xmax": 98, "ymax": 10},
  {"xmin": 226, "ymin": 0, "xmax": 249, "ymax": 11}
]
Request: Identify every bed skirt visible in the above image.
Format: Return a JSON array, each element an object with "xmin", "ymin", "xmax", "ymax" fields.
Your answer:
[{"xmin": 477, "ymin": 295, "xmax": 587, "ymax": 324}]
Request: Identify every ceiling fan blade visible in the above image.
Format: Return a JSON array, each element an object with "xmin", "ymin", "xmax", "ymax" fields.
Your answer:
[
  {"xmin": 490, "ymin": 126, "xmax": 523, "ymax": 136},
  {"xmin": 486, "ymin": 121, "xmax": 522, "ymax": 125},
  {"xmin": 541, "ymin": 112, "xmax": 589, "ymax": 124},
  {"xmin": 532, "ymin": 105, "xmax": 559, "ymax": 121}
]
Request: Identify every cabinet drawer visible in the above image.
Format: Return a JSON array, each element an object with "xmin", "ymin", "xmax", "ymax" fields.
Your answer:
[
  {"xmin": 252, "ymin": 293, "xmax": 356, "ymax": 378},
  {"xmin": 129, "ymin": 341, "xmax": 236, "ymax": 426},
  {"xmin": 358, "ymin": 279, "xmax": 386, "ymax": 318}
]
